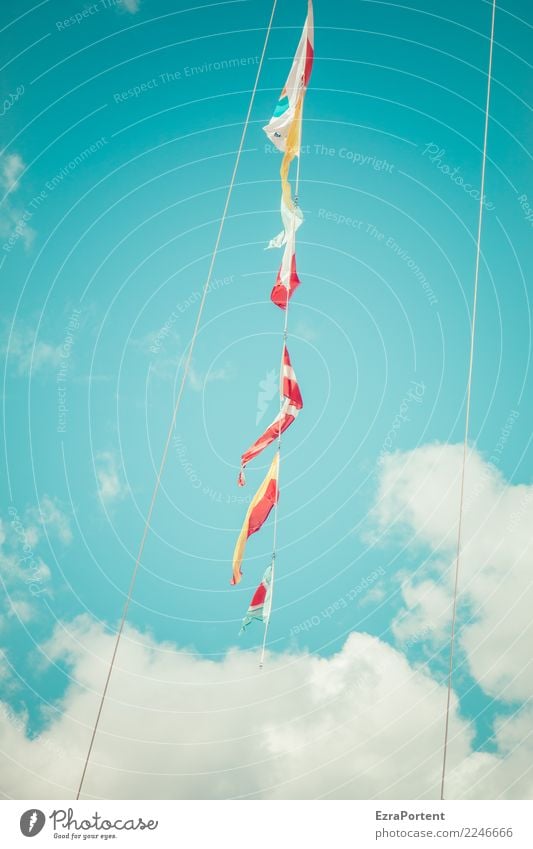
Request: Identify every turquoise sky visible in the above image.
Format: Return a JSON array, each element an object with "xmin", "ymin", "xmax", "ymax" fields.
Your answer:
[{"xmin": 0, "ymin": 0, "xmax": 532, "ymax": 797}]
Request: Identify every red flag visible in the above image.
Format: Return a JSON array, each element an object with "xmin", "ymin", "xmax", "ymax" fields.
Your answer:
[
  {"xmin": 240, "ymin": 564, "xmax": 273, "ymax": 632},
  {"xmin": 238, "ymin": 346, "xmax": 302, "ymax": 485},
  {"xmin": 232, "ymin": 455, "xmax": 279, "ymax": 585},
  {"xmin": 282, "ymin": 344, "xmax": 303, "ymax": 408},
  {"xmin": 271, "ymin": 252, "xmax": 301, "ymax": 310}
]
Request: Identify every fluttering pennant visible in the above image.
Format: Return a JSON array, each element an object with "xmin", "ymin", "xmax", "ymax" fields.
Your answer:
[
  {"xmin": 263, "ymin": 1, "xmax": 314, "ymax": 153},
  {"xmin": 271, "ymin": 235, "xmax": 301, "ymax": 309},
  {"xmin": 281, "ymin": 342, "xmax": 304, "ymax": 407},
  {"xmin": 232, "ymin": 453, "xmax": 279, "ymax": 585},
  {"xmin": 263, "ymin": 1, "xmax": 314, "ymax": 211},
  {"xmin": 240, "ymin": 564, "xmax": 273, "ymax": 633},
  {"xmin": 238, "ymin": 346, "xmax": 303, "ymax": 486},
  {"xmin": 266, "ymin": 197, "xmax": 303, "ymax": 250}
]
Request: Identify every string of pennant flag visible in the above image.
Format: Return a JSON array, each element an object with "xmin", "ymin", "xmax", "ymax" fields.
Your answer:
[{"xmin": 231, "ymin": 1, "xmax": 314, "ymax": 639}]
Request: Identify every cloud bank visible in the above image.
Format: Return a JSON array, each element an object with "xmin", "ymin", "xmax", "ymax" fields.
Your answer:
[
  {"xmin": 1, "ymin": 443, "xmax": 531, "ymax": 800},
  {"xmin": 373, "ymin": 442, "xmax": 533, "ymax": 704},
  {"xmin": 1, "ymin": 615, "xmax": 531, "ymax": 800}
]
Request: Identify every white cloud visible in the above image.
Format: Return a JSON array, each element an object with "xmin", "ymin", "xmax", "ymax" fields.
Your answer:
[
  {"xmin": 0, "ymin": 502, "xmax": 60, "ymax": 628},
  {"xmin": 360, "ymin": 585, "xmax": 387, "ymax": 606},
  {"xmin": 96, "ymin": 452, "xmax": 128, "ymax": 504},
  {"xmin": 372, "ymin": 443, "xmax": 533, "ymax": 702},
  {"xmin": 135, "ymin": 331, "xmax": 231, "ymax": 391},
  {"xmin": 0, "ymin": 513, "xmax": 52, "ymax": 589},
  {"xmin": 0, "ymin": 548, "xmax": 19, "ymax": 583},
  {"xmin": 392, "ymin": 576, "xmax": 452, "ymax": 645},
  {"xmin": 6, "ymin": 599, "xmax": 34, "ymax": 624},
  {"xmin": 187, "ymin": 362, "xmax": 232, "ymax": 393},
  {"xmin": 28, "ymin": 557, "xmax": 51, "ymax": 585},
  {"xmin": 0, "ymin": 617, "xmax": 531, "ymax": 799},
  {"xmin": 23, "ymin": 524, "xmax": 40, "ymax": 548},
  {"xmin": 293, "ymin": 319, "xmax": 318, "ymax": 343},
  {"xmin": 0, "ymin": 203, "xmax": 35, "ymax": 249},
  {"xmin": 119, "ymin": 0, "xmax": 140, "ymax": 12},
  {"xmin": 2, "ymin": 325, "xmax": 63, "ymax": 377},
  {"xmin": 27, "ymin": 496, "xmax": 73, "ymax": 546},
  {"xmin": 0, "ymin": 619, "xmax": 464, "ymax": 799},
  {"xmin": 0, "ymin": 498, "xmax": 71, "ymax": 563},
  {"xmin": 447, "ymin": 706, "xmax": 533, "ymax": 800},
  {"xmin": 0, "ymin": 153, "xmax": 24, "ymax": 191},
  {"xmin": 0, "ymin": 153, "xmax": 36, "ymax": 250},
  {"xmin": 0, "ymin": 543, "xmax": 51, "ymax": 612},
  {"xmin": 149, "ymin": 354, "xmax": 231, "ymax": 392}
]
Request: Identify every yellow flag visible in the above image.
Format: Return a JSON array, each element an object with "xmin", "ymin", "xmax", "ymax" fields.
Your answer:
[
  {"xmin": 231, "ymin": 453, "xmax": 279, "ymax": 585},
  {"xmin": 280, "ymin": 95, "xmax": 303, "ymax": 210}
]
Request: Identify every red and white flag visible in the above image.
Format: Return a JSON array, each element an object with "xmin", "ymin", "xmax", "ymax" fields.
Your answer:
[
  {"xmin": 238, "ymin": 346, "xmax": 303, "ymax": 486},
  {"xmin": 263, "ymin": 0, "xmax": 314, "ymax": 153},
  {"xmin": 271, "ymin": 236, "xmax": 302, "ymax": 310},
  {"xmin": 240, "ymin": 564, "xmax": 273, "ymax": 632}
]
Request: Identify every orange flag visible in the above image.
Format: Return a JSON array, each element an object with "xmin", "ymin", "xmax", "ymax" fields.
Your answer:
[{"xmin": 231, "ymin": 453, "xmax": 279, "ymax": 585}]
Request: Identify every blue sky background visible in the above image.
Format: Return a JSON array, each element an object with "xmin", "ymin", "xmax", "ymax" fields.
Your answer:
[{"xmin": 0, "ymin": 0, "xmax": 532, "ymax": 797}]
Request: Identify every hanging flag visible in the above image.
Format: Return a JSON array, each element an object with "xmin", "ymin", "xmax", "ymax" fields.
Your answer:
[
  {"xmin": 279, "ymin": 95, "xmax": 303, "ymax": 210},
  {"xmin": 271, "ymin": 236, "xmax": 301, "ymax": 309},
  {"xmin": 239, "ymin": 396, "xmax": 299, "ymax": 477},
  {"xmin": 232, "ymin": 454, "xmax": 279, "ymax": 585},
  {"xmin": 238, "ymin": 346, "xmax": 302, "ymax": 484},
  {"xmin": 266, "ymin": 196, "xmax": 303, "ymax": 250},
  {"xmin": 263, "ymin": 1, "xmax": 314, "ymax": 153},
  {"xmin": 264, "ymin": 1, "xmax": 314, "ymax": 210},
  {"xmin": 240, "ymin": 564, "xmax": 273, "ymax": 632},
  {"xmin": 281, "ymin": 343, "xmax": 303, "ymax": 407}
]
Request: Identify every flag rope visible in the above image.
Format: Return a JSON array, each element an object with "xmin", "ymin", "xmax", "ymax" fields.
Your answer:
[
  {"xmin": 259, "ymin": 98, "xmax": 305, "ymax": 669},
  {"xmin": 440, "ymin": 0, "xmax": 497, "ymax": 801},
  {"xmin": 75, "ymin": 0, "xmax": 279, "ymax": 800}
]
